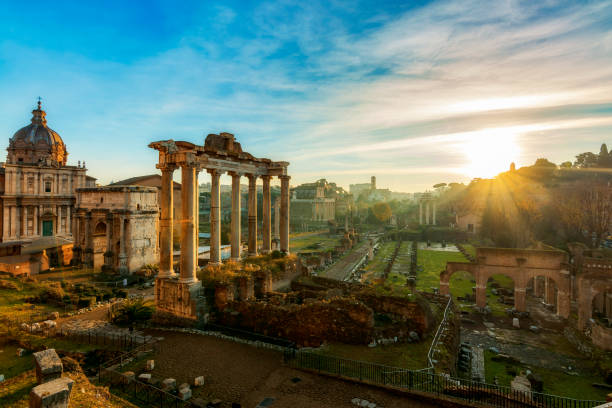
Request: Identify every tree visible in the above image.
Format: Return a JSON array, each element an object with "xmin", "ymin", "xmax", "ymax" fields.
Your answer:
[
  {"xmin": 534, "ymin": 158, "xmax": 556, "ymax": 167},
  {"xmin": 559, "ymin": 161, "xmax": 572, "ymax": 169},
  {"xmin": 556, "ymin": 182, "xmax": 612, "ymax": 248},
  {"xmin": 111, "ymin": 299, "xmax": 154, "ymax": 329},
  {"xmin": 574, "ymin": 152, "xmax": 599, "ymax": 168},
  {"xmin": 598, "ymin": 143, "xmax": 612, "ymax": 167}
]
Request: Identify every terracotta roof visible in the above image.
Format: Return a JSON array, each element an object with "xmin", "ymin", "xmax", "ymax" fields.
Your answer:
[{"xmin": 110, "ymin": 174, "xmax": 181, "ymax": 188}]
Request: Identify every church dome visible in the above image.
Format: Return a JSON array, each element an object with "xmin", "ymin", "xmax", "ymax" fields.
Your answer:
[{"xmin": 7, "ymin": 101, "xmax": 68, "ymax": 166}]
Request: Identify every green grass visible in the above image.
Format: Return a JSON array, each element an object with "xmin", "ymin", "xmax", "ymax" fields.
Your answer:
[
  {"xmin": 484, "ymin": 351, "xmax": 608, "ymax": 401},
  {"xmin": 416, "ymin": 249, "xmax": 467, "ymax": 292},
  {"xmin": 362, "ymin": 242, "xmax": 396, "ymax": 280},
  {"xmin": 290, "ymin": 231, "xmax": 341, "ymax": 253},
  {"xmin": 0, "ymin": 279, "xmax": 62, "ymax": 321},
  {"xmin": 316, "ymin": 338, "xmax": 431, "ymax": 370},
  {"xmin": 0, "ymin": 343, "xmax": 35, "ymax": 379},
  {"xmin": 462, "ymin": 244, "xmax": 477, "ymax": 258}
]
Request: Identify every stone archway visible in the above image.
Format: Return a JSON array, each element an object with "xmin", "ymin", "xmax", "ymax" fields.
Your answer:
[{"xmin": 441, "ymin": 247, "xmax": 571, "ymax": 318}]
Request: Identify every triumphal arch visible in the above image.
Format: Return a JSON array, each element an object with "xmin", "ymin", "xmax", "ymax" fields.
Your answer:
[
  {"xmin": 149, "ymin": 133, "xmax": 290, "ymax": 322},
  {"xmin": 440, "ymin": 247, "xmax": 571, "ymax": 318}
]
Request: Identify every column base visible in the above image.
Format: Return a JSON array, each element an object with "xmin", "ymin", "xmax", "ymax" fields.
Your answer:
[
  {"xmin": 230, "ymin": 257, "xmax": 241, "ymax": 263},
  {"xmin": 248, "ymin": 252, "xmax": 258, "ymax": 257},
  {"xmin": 157, "ymin": 270, "xmax": 177, "ymax": 279},
  {"xmin": 154, "ymin": 278, "xmax": 205, "ymax": 325}
]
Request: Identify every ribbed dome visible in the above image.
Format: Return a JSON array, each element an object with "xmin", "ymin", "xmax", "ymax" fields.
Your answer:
[{"xmin": 7, "ymin": 101, "xmax": 68, "ymax": 167}]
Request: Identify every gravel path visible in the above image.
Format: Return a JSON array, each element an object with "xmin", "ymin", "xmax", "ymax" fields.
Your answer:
[{"xmin": 323, "ymin": 241, "xmax": 371, "ymax": 281}]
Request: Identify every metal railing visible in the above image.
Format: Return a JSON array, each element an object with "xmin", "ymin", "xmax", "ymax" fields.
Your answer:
[
  {"xmin": 285, "ymin": 351, "xmax": 605, "ymax": 408},
  {"xmin": 424, "ymin": 295, "xmax": 454, "ymax": 372}
]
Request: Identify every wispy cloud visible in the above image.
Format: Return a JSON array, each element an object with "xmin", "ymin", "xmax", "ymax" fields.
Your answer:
[{"xmin": 0, "ymin": 0, "xmax": 610, "ymax": 192}]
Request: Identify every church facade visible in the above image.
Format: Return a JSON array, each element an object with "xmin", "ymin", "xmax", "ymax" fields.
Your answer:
[{"xmin": 0, "ymin": 102, "xmax": 95, "ymax": 243}]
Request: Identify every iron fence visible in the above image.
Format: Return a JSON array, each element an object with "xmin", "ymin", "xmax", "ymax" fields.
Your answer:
[{"xmin": 285, "ymin": 350, "xmax": 605, "ymax": 408}]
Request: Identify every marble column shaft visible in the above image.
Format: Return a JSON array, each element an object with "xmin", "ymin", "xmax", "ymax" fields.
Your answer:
[
  {"xmin": 230, "ymin": 172, "xmax": 242, "ymax": 261},
  {"xmin": 180, "ymin": 164, "xmax": 197, "ymax": 283},
  {"xmin": 247, "ymin": 174, "xmax": 258, "ymax": 256},
  {"xmin": 280, "ymin": 175, "xmax": 290, "ymax": 253},
  {"xmin": 208, "ymin": 169, "xmax": 221, "ymax": 264},
  {"xmin": 261, "ymin": 176, "xmax": 271, "ymax": 254},
  {"xmin": 159, "ymin": 165, "xmax": 176, "ymax": 278}
]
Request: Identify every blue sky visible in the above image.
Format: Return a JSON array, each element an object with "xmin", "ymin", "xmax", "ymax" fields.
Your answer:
[{"xmin": 0, "ymin": 0, "xmax": 611, "ymax": 192}]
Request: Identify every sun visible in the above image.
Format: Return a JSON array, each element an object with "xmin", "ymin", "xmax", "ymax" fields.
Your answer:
[{"xmin": 462, "ymin": 132, "xmax": 520, "ymax": 179}]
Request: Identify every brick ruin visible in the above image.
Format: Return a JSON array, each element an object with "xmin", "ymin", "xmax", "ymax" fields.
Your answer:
[{"xmin": 211, "ymin": 275, "xmax": 437, "ymax": 347}]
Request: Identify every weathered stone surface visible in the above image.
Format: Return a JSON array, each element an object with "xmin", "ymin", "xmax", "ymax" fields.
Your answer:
[
  {"xmin": 178, "ymin": 386, "xmax": 192, "ymax": 400},
  {"xmin": 123, "ymin": 371, "xmax": 135, "ymax": 384},
  {"xmin": 511, "ymin": 375, "xmax": 532, "ymax": 394},
  {"xmin": 17, "ymin": 348, "xmax": 25, "ymax": 357},
  {"xmin": 194, "ymin": 376, "xmax": 205, "ymax": 386},
  {"xmin": 146, "ymin": 360, "xmax": 155, "ymax": 371},
  {"xmin": 29, "ymin": 377, "xmax": 74, "ymax": 408},
  {"xmin": 138, "ymin": 373, "xmax": 151, "ymax": 383},
  {"xmin": 512, "ymin": 317, "xmax": 520, "ymax": 328},
  {"xmin": 161, "ymin": 377, "xmax": 176, "ymax": 391},
  {"xmin": 48, "ymin": 312, "xmax": 60, "ymax": 320},
  {"xmin": 33, "ymin": 349, "xmax": 63, "ymax": 384},
  {"xmin": 0, "ymin": 374, "xmax": 4, "ymax": 382}
]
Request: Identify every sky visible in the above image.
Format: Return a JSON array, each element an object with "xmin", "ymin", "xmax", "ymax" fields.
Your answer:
[{"xmin": 0, "ymin": 0, "xmax": 611, "ymax": 192}]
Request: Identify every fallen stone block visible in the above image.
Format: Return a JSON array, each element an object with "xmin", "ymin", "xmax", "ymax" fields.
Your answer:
[
  {"xmin": 351, "ymin": 398, "xmax": 361, "ymax": 406},
  {"xmin": 146, "ymin": 360, "xmax": 155, "ymax": 371},
  {"xmin": 138, "ymin": 373, "xmax": 151, "ymax": 383},
  {"xmin": 360, "ymin": 400, "xmax": 370, "ymax": 407},
  {"xmin": 367, "ymin": 403, "xmax": 377, "ymax": 408},
  {"xmin": 29, "ymin": 377, "xmax": 74, "ymax": 408},
  {"xmin": 122, "ymin": 371, "xmax": 135, "ymax": 384},
  {"xmin": 33, "ymin": 349, "xmax": 63, "ymax": 384},
  {"xmin": 0, "ymin": 374, "xmax": 4, "ymax": 382},
  {"xmin": 161, "ymin": 377, "xmax": 176, "ymax": 391},
  {"xmin": 194, "ymin": 376, "xmax": 205, "ymax": 386},
  {"xmin": 512, "ymin": 318, "xmax": 520, "ymax": 328},
  {"xmin": 48, "ymin": 312, "xmax": 60, "ymax": 320},
  {"xmin": 16, "ymin": 348, "xmax": 25, "ymax": 357},
  {"xmin": 178, "ymin": 386, "xmax": 192, "ymax": 401}
]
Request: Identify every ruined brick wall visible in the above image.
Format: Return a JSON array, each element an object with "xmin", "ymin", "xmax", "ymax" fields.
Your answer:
[
  {"xmin": 357, "ymin": 293, "xmax": 433, "ymax": 335},
  {"xmin": 591, "ymin": 324, "xmax": 612, "ymax": 351},
  {"xmin": 217, "ymin": 298, "xmax": 374, "ymax": 347}
]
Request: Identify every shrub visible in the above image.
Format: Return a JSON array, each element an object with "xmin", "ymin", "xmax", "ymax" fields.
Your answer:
[
  {"xmin": 77, "ymin": 296, "xmax": 96, "ymax": 308},
  {"xmin": 111, "ymin": 299, "xmax": 154, "ymax": 327}
]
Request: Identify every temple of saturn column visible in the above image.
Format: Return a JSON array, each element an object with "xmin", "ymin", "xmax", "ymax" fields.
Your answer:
[
  {"xmin": 149, "ymin": 133, "xmax": 290, "ymax": 322},
  {"xmin": 419, "ymin": 192, "xmax": 437, "ymax": 225}
]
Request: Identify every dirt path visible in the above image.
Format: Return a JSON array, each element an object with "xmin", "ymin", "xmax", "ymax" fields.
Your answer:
[
  {"xmin": 145, "ymin": 330, "xmax": 440, "ymax": 408},
  {"xmin": 323, "ymin": 241, "xmax": 371, "ymax": 281}
]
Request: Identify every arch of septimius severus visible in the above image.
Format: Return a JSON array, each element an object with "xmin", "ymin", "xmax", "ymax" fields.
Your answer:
[{"xmin": 149, "ymin": 133, "xmax": 290, "ymax": 322}]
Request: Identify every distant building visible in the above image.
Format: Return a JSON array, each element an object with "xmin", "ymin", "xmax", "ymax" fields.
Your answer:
[
  {"xmin": 0, "ymin": 101, "xmax": 95, "ymax": 243},
  {"xmin": 455, "ymin": 211, "xmax": 481, "ymax": 234},
  {"xmin": 350, "ymin": 176, "xmax": 391, "ymax": 202}
]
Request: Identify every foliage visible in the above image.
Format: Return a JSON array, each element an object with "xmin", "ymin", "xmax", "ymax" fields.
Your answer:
[{"xmin": 111, "ymin": 299, "xmax": 154, "ymax": 327}]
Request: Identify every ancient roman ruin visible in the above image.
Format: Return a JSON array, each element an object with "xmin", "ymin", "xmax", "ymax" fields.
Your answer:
[
  {"xmin": 150, "ymin": 133, "xmax": 290, "ymax": 321},
  {"xmin": 73, "ymin": 186, "xmax": 159, "ymax": 274},
  {"xmin": 419, "ymin": 192, "xmax": 437, "ymax": 225}
]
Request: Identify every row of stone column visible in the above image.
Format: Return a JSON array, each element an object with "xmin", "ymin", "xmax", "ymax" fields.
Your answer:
[
  {"xmin": 2, "ymin": 204, "xmax": 71, "ymax": 239},
  {"xmin": 158, "ymin": 164, "xmax": 290, "ymax": 283},
  {"xmin": 419, "ymin": 201, "xmax": 436, "ymax": 225}
]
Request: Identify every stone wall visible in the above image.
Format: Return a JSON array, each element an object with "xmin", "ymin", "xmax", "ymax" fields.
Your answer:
[
  {"xmin": 217, "ymin": 297, "xmax": 374, "ymax": 347},
  {"xmin": 154, "ymin": 278, "xmax": 205, "ymax": 326},
  {"xmin": 592, "ymin": 324, "xmax": 612, "ymax": 351}
]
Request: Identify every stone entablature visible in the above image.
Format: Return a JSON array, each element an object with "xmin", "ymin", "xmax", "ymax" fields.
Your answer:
[
  {"xmin": 73, "ymin": 186, "xmax": 159, "ymax": 274},
  {"xmin": 150, "ymin": 133, "xmax": 290, "ymax": 322}
]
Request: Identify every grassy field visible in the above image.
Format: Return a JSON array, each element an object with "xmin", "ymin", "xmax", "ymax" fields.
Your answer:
[
  {"xmin": 483, "ymin": 351, "xmax": 608, "ymax": 401},
  {"xmin": 290, "ymin": 231, "xmax": 341, "ymax": 253},
  {"xmin": 362, "ymin": 241, "xmax": 396, "ymax": 281},
  {"xmin": 316, "ymin": 338, "xmax": 431, "ymax": 370},
  {"xmin": 415, "ymin": 248, "xmax": 468, "ymax": 292},
  {"xmin": 0, "ymin": 279, "xmax": 62, "ymax": 321}
]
